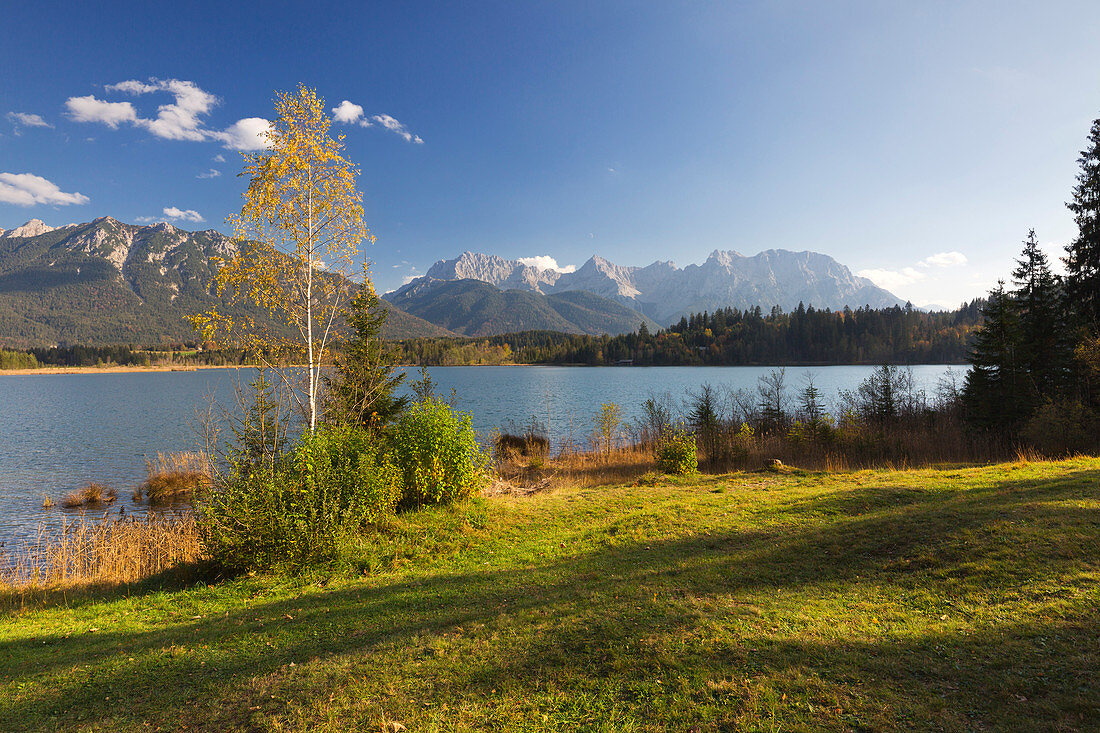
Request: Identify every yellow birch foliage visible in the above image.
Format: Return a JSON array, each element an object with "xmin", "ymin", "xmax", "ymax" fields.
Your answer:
[{"xmin": 192, "ymin": 84, "xmax": 372, "ymax": 429}]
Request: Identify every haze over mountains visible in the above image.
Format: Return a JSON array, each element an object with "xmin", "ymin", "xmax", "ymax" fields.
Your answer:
[{"xmin": 389, "ymin": 249, "xmax": 906, "ymax": 324}]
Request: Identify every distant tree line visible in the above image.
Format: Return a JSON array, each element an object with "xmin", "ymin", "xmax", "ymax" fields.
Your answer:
[
  {"xmin": 0, "ymin": 343, "xmax": 253, "ymax": 369},
  {"xmin": 393, "ymin": 301, "xmax": 983, "ymax": 367},
  {"xmin": 29, "ymin": 345, "xmax": 150, "ymax": 367}
]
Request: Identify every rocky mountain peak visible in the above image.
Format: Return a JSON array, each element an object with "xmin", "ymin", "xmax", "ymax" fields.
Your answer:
[
  {"xmin": 706, "ymin": 250, "xmax": 744, "ymax": 268},
  {"xmin": 422, "ymin": 251, "xmax": 561, "ymax": 293},
  {"xmin": 1, "ymin": 219, "xmax": 56, "ymax": 239}
]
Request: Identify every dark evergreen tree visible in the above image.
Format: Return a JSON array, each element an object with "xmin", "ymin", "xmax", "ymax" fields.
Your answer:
[
  {"xmin": 322, "ymin": 278, "xmax": 409, "ymax": 431},
  {"xmin": 797, "ymin": 373, "xmax": 824, "ymax": 424},
  {"xmin": 1065, "ymin": 117, "xmax": 1100, "ymax": 334},
  {"xmin": 963, "ymin": 282, "xmax": 1027, "ymax": 430},
  {"xmin": 1011, "ymin": 229, "xmax": 1068, "ymax": 401},
  {"xmin": 687, "ymin": 383, "xmax": 724, "ymax": 464}
]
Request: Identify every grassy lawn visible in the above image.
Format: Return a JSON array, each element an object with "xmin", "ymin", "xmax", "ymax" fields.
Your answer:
[{"xmin": 2, "ymin": 458, "xmax": 1098, "ymax": 731}]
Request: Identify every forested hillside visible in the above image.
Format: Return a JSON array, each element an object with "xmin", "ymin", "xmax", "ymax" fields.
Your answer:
[{"xmin": 383, "ymin": 278, "xmax": 660, "ymax": 336}]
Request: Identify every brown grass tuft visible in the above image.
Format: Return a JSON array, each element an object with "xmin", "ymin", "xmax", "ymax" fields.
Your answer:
[
  {"xmin": 135, "ymin": 451, "xmax": 212, "ymax": 505},
  {"xmin": 59, "ymin": 483, "xmax": 117, "ymax": 508}
]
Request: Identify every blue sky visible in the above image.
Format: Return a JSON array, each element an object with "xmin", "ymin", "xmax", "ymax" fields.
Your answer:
[{"xmin": 2, "ymin": 1, "xmax": 1100, "ymax": 306}]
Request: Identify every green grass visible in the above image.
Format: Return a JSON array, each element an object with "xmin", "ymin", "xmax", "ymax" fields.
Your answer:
[{"xmin": 2, "ymin": 458, "xmax": 1099, "ymax": 731}]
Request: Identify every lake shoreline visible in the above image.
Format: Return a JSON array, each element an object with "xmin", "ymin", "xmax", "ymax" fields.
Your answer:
[
  {"xmin": 0, "ymin": 364, "xmax": 247, "ymax": 376},
  {"xmin": 0, "ymin": 360, "xmax": 970, "ymax": 375}
]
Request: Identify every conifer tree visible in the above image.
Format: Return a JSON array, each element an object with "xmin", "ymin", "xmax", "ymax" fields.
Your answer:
[
  {"xmin": 1012, "ymin": 229, "xmax": 1067, "ymax": 400},
  {"xmin": 322, "ymin": 273, "xmax": 409, "ymax": 431},
  {"xmin": 1065, "ymin": 117, "xmax": 1100, "ymax": 334},
  {"xmin": 963, "ymin": 282, "xmax": 1027, "ymax": 430}
]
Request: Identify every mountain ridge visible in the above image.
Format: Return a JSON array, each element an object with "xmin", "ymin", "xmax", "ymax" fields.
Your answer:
[
  {"xmin": 0, "ymin": 218, "xmax": 453, "ymax": 347},
  {"xmin": 384, "ymin": 278, "xmax": 659, "ymax": 337},
  {"xmin": 397, "ymin": 248, "xmax": 905, "ymax": 323}
]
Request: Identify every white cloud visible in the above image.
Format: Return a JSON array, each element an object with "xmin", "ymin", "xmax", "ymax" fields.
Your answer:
[
  {"xmin": 370, "ymin": 113, "xmax": 423, "ymax": 143},
  {"xmin": 861, "ymin": 250, "xmax": 970, "ymax": 294},
  {"xmin": 7, "ymin": 112, "xmax": 52, "ymax": 128},
  {"xmin": 213, "ymin": 154, "xmax": 226, "ymax": 163},
  {"xmin": 332, "ymin": 102, "xmax": 423, "ymax": 142},
  {"xmin": 332, "ymin": 100, "xmax": 365, "ymax": 124},
  {"xmin": 139, "ymin": 206, "xmax": 203, "ymax": 223},
  {"xmin": 857, "ymin": 267, "xmax": 926, "ymax": 290},
  {"xmin": 67, "ymin": 79, "xmax": 271, "ymax": 151},
  {"xmin": 96, "ymin": 79, "xmax": 217, "ymax": 141},
  {"xmin": 163, "ymin": 206, "xmax": 204, "ymax": 223},
  {"xmin": 135, "ymin": 79, "xmax": 218, "ymax": 141},
  {"xmin": 516, "ymin": 255, "xmax": 576, "ymax": 273},
  {"xmin": 136, "ymin": 206, "xmax": 204, "ymax": 224},
  {"xmin": 65, "ymin": 95, "xmax": 138, "ymax": 128},
  {"xmin": 0, "ymin": 172, "xmax": 89, "ymax": 206},
  {"xmin": 401, "ymin": 274, "xmax": 419, "ymax": 285},
  {"xmin": 105, "ymin": 80, "xmax": 161, "ymax": 95},
  {"xmin": 66, "ymin": 81, "xmax": 423, "ymax": 150},
  {"xmin": 919, "ymin": 251, "xmax": 968, "ymax": 268},
  {"xmin": 196, "ymin": 168, "xmax": 221, "ymax": 179},
  {"xmin": 213, "ymin": 117, "xmax": 272, "ymax": 151}
]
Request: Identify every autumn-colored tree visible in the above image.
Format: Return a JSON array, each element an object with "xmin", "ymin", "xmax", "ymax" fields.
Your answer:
[{"xmin": 193, "ymin": 84, "xmax": 370, "ymax": 430}]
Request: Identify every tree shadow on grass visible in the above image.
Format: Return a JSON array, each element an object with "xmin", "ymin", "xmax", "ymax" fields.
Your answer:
[
  {"xmin": 1, "ymin": 465, "xmax": 1097, "ymax": 730},
  {"xmin": 0, "ymin": 559, "xmax": 230, "ymax": 619}
]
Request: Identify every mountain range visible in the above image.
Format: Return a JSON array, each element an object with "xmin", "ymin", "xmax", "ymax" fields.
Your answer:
[
  {"xmin": 0, "ymin": 216, "xmax": 906, "ymax": 347},
  {"xmin": 0, "ymin": 218, "xmax": 453, "ymax": 348},
  {"xmin": 385, "ymin": 279, "xmax": 659, "ymax": 337},
  {"xmin": 389, "ymin": 249, "xmax": 905, "ymax": 324}
]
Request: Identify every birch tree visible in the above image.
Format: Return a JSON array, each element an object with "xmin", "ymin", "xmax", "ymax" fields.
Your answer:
[{"xmin": 193, "ymin": 84, "xmax": 370, "ymax": 430}]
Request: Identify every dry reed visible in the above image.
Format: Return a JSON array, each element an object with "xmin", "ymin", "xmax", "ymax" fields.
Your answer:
[
  {"xmin": 0, "ymin": 514, "xmax": 203, "ymax": 590},
  {"xmin": 493, "ymin": 412, "xmax": 1024, "ymax": 491},
  {"xmin": 60, "ymin": 483, "xmax": 117, "ymax": 508},
  {"xmin": 494, "ymin": 443, "xmax": 657, "ymax": 491},
  {"xmin": 135, "ymin": 451, "xmax": 212, "ymax": 505}
]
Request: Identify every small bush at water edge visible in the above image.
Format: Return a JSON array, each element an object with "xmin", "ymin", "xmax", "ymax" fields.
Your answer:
[
  {"xmin": 655, "ymin": 431, "xmax": 698, "ymax": 475},
  {"xmin": 200, "ymin": 425, "xmax": 401, "ymax": 573},
  {"xmin": 392, "ymin": 398, "xmax": 490, "ymax": 507}
]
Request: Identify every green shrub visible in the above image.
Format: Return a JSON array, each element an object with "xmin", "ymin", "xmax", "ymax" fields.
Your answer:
[
  {"xmin": 1023, "ymin": 400, "xmax": 1100, "ymax": 456},
  {"xmin": 729, "ymin": 421, "xmax": 755, "ymax": 464},
  {"xmin": 295, "ymin": 425, "xmax": 403, "ymax": 526},
  {"xmin": 656, "ymin": 430, "xmax": 698, "ymax": 475},
  {"xmin": 200, "ymin": 425, "xmax": 400, "ymax": 573},
  {"xmin": 392, "ymin": 398, "xmax": 489, "ymax": 507},
  {"xmin": 595, "ymin": 401, "xmax": 623, "ymax": 454},
  {"xmin": 787, "ymin": 415, "xmax": 838, "ymax": 445}
]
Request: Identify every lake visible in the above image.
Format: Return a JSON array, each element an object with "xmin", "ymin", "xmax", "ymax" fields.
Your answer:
[{"xmin": 0, "ymin": 364, "xmax": 965, "ymax": 547}]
